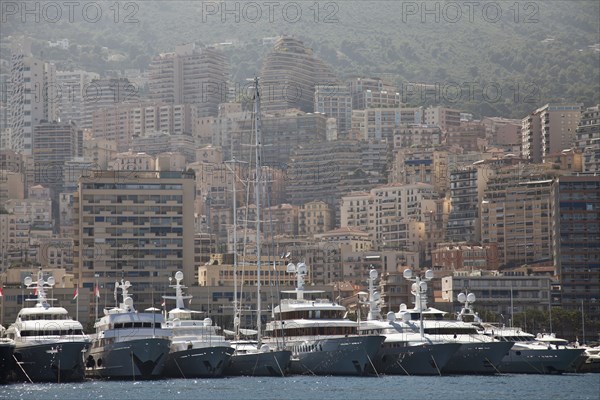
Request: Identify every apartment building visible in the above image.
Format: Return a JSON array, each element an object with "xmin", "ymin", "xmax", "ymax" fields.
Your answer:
[
  {"xmin": 73, "ymin": 170, "xmax": 195, "ymax": 311},
  {"xmin": 522, "ymin": 103, "xmax": 582, "ymax": 163}
]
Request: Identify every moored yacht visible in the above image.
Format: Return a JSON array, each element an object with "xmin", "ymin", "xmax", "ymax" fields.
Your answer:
[
  {"xmin": 263, "ymin": 262, "xmax": 385, "ymax": 376},
  {"xmin": 394, "ymin": 269, "xmax": 514, "ymax": 375},
  {"xmin": 85, "ymin": 280, "xmax": 171, "ymax": 380},
  {"xmin": 161, "ymin": 271, "xmax": 233, "ymax": 378},
  {"xmin": 578, "ymin": 346, "xmax": 600, "ymax": 373},
  {"xmin": 5, "ymin": 269, "xmax": 90, "ymax": 382},
  {"xmin": 222, "ymin": 76, "xmax": 291, "ymax": 377},
  {"xmin": 0, "ymin": 326, "xmax": 16, "ymax": 384},
  {"xmin": 357, "ymin": 269, "xmax": 461, "ymax": 375},
  {"xmin": 457, "ymin": 293, "xmax": 585, "ymax": 374}
]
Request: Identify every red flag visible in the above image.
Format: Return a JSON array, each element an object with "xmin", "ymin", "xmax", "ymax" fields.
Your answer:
[
  {"xmin": 73, "ymin": 287, "xmax": 79, "ymax": 300},
  {"xmin": 94, "ymin": 285, "xmax": 101, "ymax": 298},
  {"xmin": 0, "ymin": 287, "xmax": 3, "ymax": 297},
  {"xmin": 33, "ymin": 287, "xmax": 37, "ymax": 296}
]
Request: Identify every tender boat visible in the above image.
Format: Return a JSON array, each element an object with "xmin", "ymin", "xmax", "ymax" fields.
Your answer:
[
  {"xmin": 457, "ymin": 294, "xmax": 585, "ymax": 374},
  {"xmin": 5, "ymin": 269, "xmax": 90, "ymax": 382},
  {"xmin": 263, "ymin": 262, "xmax": 385, "ymax": 376},
  {"xmin": 162, "ymin": 271, "xmax": 233, "ymax": 378},
  {"xmin": 85, "ymin": 280, "xmax": 171, "ymax": 380}
]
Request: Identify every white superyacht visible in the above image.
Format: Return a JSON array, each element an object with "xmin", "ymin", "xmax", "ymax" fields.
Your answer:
[
  {"xmin": 393, "ymin": 269, "xmax": 514, "ymax": 374},
  {"xmin": 162, "ymin": 271, "xmax": 233, "ymax": 378},
  {"xmin": 264, "ymin": 262, "xmax": 385, "ymax": 376},
  {"xmin": 457, "ymin": 294, "xmax": 584, "ymax": 374},
  {"xmin": 5, "ymin": 269, "xmax": 90, "ymax": 382},
  {"xmin": 85, "ymin": 280, "xmax": 171, "ymax": 379},
  {"xmin": 357, "ymin": 269, "xmax": 461, "ymax": 375}
]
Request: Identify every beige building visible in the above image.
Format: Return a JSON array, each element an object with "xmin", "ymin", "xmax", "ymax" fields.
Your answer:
[
  {"xmin": 148, "ymin": 43, "xmax": 228, "ymax": 117},
  {"xmin": 341, "ymin": 183, "xmax": 436, "ymax": 252},
  {"xmin": 481, "ymin": 165, "xmax": 560, "ymax": 266},
  {"xmin": 260, "ymin": 37, "xmax": 341, "ymax": 114},
  {"xmin": 393, "ymin": 124, "xmax": 442, "ymax": 149},
  {"xmin": 73, "ymin": 170, "xmax": 195, "ymax": 314},
  {"xmin": 351, "ymin": 107, "xmax": 423, "ymax": 142},
  {"xmin": 298, "ymin": 201, "xmax": 333, "ymax": 237},
  {"xmin": 424, "ymin": 106, "xmax": 462, "ymax": 133},
  {"xmin": 522, "ymin": 103, "xmax": 582, "ymax": 163},
  {"xmin": 83, "ymin": 138, "xmax": 118, "ymax": 169},
  {"xmin": 314, "ymin": 84, "xmax": 353, "ymax": 138},
  {"xmin": 575, "ymin": 105, "xmax": 600, "ymax": 173},
  {"xmin": 481, "ymin": 117, "xmax": 522, "ymax": 147},
  {"xmin": 197, "ymin": 254, "xmax": 297, "ymax": 287},
  {"xmin": 110, "ymin": 151, "xmax": 156, "ymax": 171}
]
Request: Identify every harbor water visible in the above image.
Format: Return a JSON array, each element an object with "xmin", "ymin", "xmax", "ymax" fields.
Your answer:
[{"xmin": 1, "ymin": 374, "xmax": 598, "ymax": 400}]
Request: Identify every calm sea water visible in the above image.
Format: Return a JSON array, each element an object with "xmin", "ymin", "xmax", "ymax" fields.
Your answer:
[{"xmin": 1, "ymin": 375, "xmax": 599, "ymax": 400}]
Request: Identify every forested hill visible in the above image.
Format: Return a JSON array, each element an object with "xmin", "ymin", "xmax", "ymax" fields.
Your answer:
[{"xmin": 2, "ymin": 1, "xmax": 599, "ymax": 118}]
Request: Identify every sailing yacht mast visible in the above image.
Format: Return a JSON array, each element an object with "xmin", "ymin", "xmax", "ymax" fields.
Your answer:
[{"xmin": 253, "ymin": 77, "xmax": 262, "ymax": 346}]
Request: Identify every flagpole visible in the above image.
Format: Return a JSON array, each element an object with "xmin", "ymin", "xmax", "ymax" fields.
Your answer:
[
  {"xmin": 95, "ymin": 275, "xmax": 99, "ymax": 322},
  {"xmin": 75, "ymin": 283, "xmax": 79, "ymax": 322}
]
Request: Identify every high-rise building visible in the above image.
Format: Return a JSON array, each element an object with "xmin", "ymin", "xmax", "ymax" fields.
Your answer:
[
  {"xmin": 56, "ymin": 70, "xmax": 100, "ymax": 127},
  {"xmin": 32, "ymin": 121, "xmax": 82, "ymax": 223},
  {"xmin": 237, "ymin": 109, "xmax": 328, "ymax": 166},
  {"xmin": 351, "ymin": 107, "xmax": 423, "ymax": 142},
  {"xmin": 73, "ymin": 170, "xmax": 195, "ymax": 306},
  {"xmin": 446, "ymin": 167, "xmax": 487, "ymax": 243},
  {"xmin": 340, "ymin": 182, "xmax": 436, "ymax": 251},
  {"xmin": 521, "ymin": 103, "xmax": 582, "ymax": 163},
  {"xmin": 32, "ymin": 121, "xmax": 81, "ymax": 170},
  {"xmin": 261, "ymin": 37, "xmax": 341, "ymax": 114},
  {"xmin": 346, "ymin": 77, "xmax": 400, "ymax": 110},
  {"xmin": 575, "ymin": 105, "xmax": 600, "ymax": 173},
  {"xmin": 7, "ymin": 41, "xmax": 58, "ymax": 155},
  {"xmin": 552, "ymin": 174, "xmax": 600, "ymax": 319},
  {"xmin": 314, "ymin": 84, "xmax": 352, "ymax": 138},
  {"xmin": 148, "ymin": 43, "xmax": 228, "ymax": 117},
  {"xmin": 286, "ymin": 140, "xmax": 389, "ymax": 222},
  {"xmin": 481, "ymin": 165, "xmax": 560, "ymax": 266},
  {"xmin": 424, "ymin": 106, "xmax": 461, "ymax": 133},
  {"xmin": 83, "ymin": 78, "xmax": 139, "ymax": 129}
]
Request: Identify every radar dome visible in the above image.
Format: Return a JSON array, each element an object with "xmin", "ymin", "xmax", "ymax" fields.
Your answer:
[
  {"xmin": 47, "ymin": 277, "xmax": 55, "ymax": 286},
  {"xmin": 260, "ymin": 344, "xmax": 271, "ymax": 353},
  {"xmin": 175, "ymin": 271, "xmax": 184, "ymax": 281},
  {"xmin": 369, "ymin": 269, "xmax": 378, "ymax": 280},
  {"xmin": 403, "ymin": 269, "xmax": 413, "ymax": 279},
  {"xmin": 124, "ymin": 297, "xmax": 134, "ymax": 308},
  {"xmin": 467, "ymin": 293, "xmax": 476, "ymax": 303},
  {"xmin": 425, "ymin": 270, "xmax": 434, "ymax": 280},
  {"xmin": 203, "ymin": 317, "xmax": 213, "ymax": 326},
  {"xmin": 386, "ymin": 311, "xmax": 396, "ymax": 322},
  {"xmin": 419, "ymin": 282, "xmax": 428, "ymax": 292},
  {"xmin": 373, "ymin": 291, "xmax": 381, "ymax": 302},
  {"xmin": 286, "ymin": 263, "xmax": 296, "ymax": 273},
  {"xmin": 24, "ymin": 277, "xmax": 32, "ymax": 286},
  {"xmin": 297, "ymin": 263, "xmax": 307, "ymax": 275},
  {"xmin": 402, "ymin": 312, "xmax": 411, "ymax": 322},
  {"xmin": 457, "ymin": 293, "xmax": 467, "ymax": 303}
]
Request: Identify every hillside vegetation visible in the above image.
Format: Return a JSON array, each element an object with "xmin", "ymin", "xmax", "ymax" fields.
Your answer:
[{"xmin": 3, "ymin": 1, "xmax": 599, "ymax": 118}]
